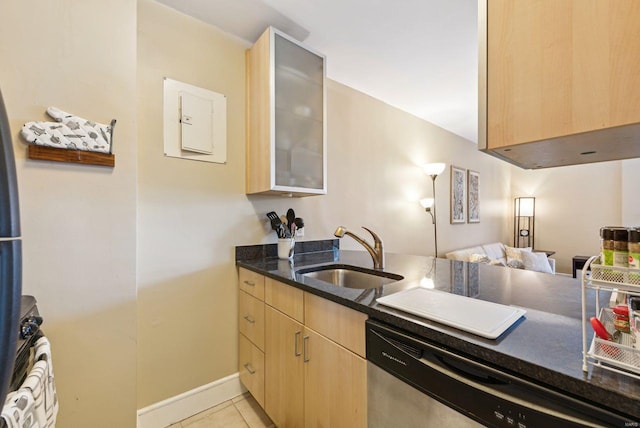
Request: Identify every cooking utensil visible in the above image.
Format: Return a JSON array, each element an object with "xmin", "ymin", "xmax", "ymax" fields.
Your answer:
[
  {"xmin": 294, "ymin": 217, "xmax": 304, "ymax": 229},
  {"xmin": 266, "ymin": 211, "xmax": 280, "ymax": 227},
  {"xmin": 590, "ymin": 317, "xmax": 612, "ymax": 341},
  {"xmin": 266, "ymin": 211, "xmax": 286, "ymax": 237},
  {"xmin": 287, "ymin": 208, "xmax": 296, "ymax": 234},
  {"xmin": 590, "ymin": 317, "xmax": 621, "ymax": 357},
  {"xmin": 277, "ymin": 224, "xmax": 287, "ymax": 239}
]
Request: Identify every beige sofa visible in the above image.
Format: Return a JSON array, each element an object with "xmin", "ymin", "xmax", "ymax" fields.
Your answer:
[{"xmin": 445, "ymin": 242, "xmax": 556, "ymax": 274}]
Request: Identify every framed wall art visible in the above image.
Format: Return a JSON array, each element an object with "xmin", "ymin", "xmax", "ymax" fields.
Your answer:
[
  {"xmin": 450, "ymin": 165, "xmax": 466, "ymax": 224},
  {"xmin": 467, "ymin": 170, "xmax": 480, "ymax": 223}
]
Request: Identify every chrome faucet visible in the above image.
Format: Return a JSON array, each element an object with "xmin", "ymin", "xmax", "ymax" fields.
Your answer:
[{"xmin": 334, "ymin": 226, "xmax": 384, "ymax": 270}]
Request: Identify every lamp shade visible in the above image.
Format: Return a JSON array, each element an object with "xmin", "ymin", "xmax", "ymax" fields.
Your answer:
[
  {"xmin": 420, "ymin": 198, "xmax": 434, "ymax": 209},
  {"xmin": 422, "ymin": 162, "xmax": 446, "ymax": 176},
  {"xmin": 514, "ymin": 197, "xmax": 535, "ymax": 248},
  {"xmin": 517, "ymin": 197, "xmax": 535, "ymax": 217}
]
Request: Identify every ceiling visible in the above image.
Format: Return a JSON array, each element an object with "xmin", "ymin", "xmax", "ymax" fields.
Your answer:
[{"xmin": 155, "ymin": 0, "xmax": 479, "ymax": 143}]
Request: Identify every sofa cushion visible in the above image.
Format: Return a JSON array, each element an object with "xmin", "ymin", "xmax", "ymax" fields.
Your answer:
[
  {"xmin": 521, "ymin": 251, "xmax": 554, "ymax": 274},
  {"xmin": 445, "ymin": 246, "xmax": 484, "ymax": 261},
  {"xmin": 482, "ymin": 243, "xmax": 506, "ymax": 261},
  {"xmin": 482, "ymin": 243, "xmax": 506, "ymax": 265}
]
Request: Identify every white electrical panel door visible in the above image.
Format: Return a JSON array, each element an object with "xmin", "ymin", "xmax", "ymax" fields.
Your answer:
[
  {"xmin": 180, "ymin": 91, "xmax": 214, "ymax": 154},
  {"xmin": 163, "ymin": 78, "xmax": 226, "ymax": 164}
]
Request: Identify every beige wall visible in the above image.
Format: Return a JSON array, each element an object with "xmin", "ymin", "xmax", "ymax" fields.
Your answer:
[
  {"xmin": 136, "ymin": 0, "xmax": 513, "ymax": 407},
  {"xmin": 622, "ymin": 158, "xmax": 640, "ymax": 226},
  {"xmin": 0, "ymin": 0, "xmax": 138, "ymax": 427},
  {"xmin": 319, "ymin": 81, "xmax": 513, "ymax": 257},
  {"xmin": 137, "ymin": 0, "xmax": 250, "ymax": 407},
  {"xmin": 510, "ymin": 162, "xmax": 622, "ymax": 274}
]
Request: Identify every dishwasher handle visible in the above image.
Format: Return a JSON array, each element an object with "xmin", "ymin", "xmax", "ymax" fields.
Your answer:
[
  {"xmin": 369, "ymin": 327, "xmax": 507, "ymax": 387},
  {"xmin": 433, "ymin": 353, "xmax": 508, "ymax": 386}
]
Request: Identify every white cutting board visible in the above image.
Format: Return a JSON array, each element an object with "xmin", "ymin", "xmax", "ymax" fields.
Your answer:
[{"xmin": 376, "ymin": 288, "xmax": 526, "ymax": 339}]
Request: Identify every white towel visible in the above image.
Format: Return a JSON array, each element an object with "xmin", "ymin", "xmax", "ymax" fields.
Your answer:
[
  {"xmin": 1, "ymin": 337, "xmax": 58, "ymax": 428},
  {"xmin": 1, "ymin": 389, "xmax": 39, "ymax": 428},
  {"xmin": 21, "ymin": 107, "xmax": 115, "ymax": 154},
  {"xmin": 33, "ymin": 337, "xmax": 58, "ymax": 427}
]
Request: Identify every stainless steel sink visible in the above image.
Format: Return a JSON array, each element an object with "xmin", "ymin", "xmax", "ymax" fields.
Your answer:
[{"xmin": 296, "ymin": 265, "xmax": 403, "ymax": 289}]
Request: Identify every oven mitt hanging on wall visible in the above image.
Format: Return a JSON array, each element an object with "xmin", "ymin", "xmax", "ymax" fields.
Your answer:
[{"xmin": 21, "ymin": 106, "xmax": 116, "ymax": 153}]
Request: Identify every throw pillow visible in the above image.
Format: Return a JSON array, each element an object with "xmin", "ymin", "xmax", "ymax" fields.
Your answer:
[
  {"xmin": 521, "ymin": 251, "xmax": 553, "ymax": 274},
  {"xmin": 505, "ymin": 246, "xmax": 532, "ymax": 269},
  {"xmin": 506, "ymin": 258, "xmax": 525, "ymax": 269},
  {"xmin": 505, "ymin": 245, "xmax": 532, "ymax": 261},
  {"xmin": 469, "ymin": 253, "xmax": 491, "ymax": 264},
  {"xmin": 489, "ymin": 259, "xmax": 506, "ymax": 267}
]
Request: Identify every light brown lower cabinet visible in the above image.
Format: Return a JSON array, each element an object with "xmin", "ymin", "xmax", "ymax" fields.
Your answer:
[
  {"xmin": 264, "ymin": 298, "xmax": 366, "ymax": 428},
  {"xmin": 238, "ymin": 333, "xmax": 265, "ymax": 408},
  {"xmin": 264, "ymin": 306, "xmax": 304, "ymax": 427},
  {"xmin": 239, "ymin": 272, "xmax": 367, "ymax": 428},
  {"xmin": 303, "ymin": 328, "xmax": 366, "ymax": 428},
  {"xmin": 238, "ymin": 268, "xmax": 266, "ymax": 408}
]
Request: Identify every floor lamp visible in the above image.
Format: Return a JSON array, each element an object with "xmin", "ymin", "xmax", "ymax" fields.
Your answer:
[{"xmin": 420, "ymin": 162, "xmax": 446, "ymax": 257}]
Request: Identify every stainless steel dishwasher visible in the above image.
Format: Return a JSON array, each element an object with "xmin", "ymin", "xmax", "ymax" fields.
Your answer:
[{"xmin": 366, "ymin": 319, "xmax": 631, "ymax": 428}]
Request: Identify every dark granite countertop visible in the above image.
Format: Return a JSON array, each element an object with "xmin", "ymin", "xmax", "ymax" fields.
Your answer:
[{"xmin": 236, "ymin": 241, "xmax": 640, "ymax": 421}]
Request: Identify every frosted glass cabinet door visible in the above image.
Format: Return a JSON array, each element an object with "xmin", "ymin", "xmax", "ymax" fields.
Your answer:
[
  {"xmin": 274, "ymin": 33, "xmax": 324, "ymax": 190},
  {"xmin": 246, "ymin": 27, "xmax": 326, "ymax": 196}
]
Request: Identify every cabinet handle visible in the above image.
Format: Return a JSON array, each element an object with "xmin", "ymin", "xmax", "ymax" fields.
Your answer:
[
  {"xmin": 294, "ymin": 331, "xmax": 302, "ymax": 356},
  {"xmin": 244, "ymin": 363, "xmax": 256, "ymax": 375},
  {"xmin": 303, "ymin": 335, "xmax": 310, "ymax": 362},
  {"xmin": 243, "ymin": 280, "xmax": 255, "ymax": 287},
  {"xmin": 243, "ymin": 315, "xmax": 255, "ymax": 324}
]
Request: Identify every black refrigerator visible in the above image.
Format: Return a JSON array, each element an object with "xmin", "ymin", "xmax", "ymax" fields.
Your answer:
[{"xmin": 0, "ymin": 87, "xmax": 22, "ymax": 407}]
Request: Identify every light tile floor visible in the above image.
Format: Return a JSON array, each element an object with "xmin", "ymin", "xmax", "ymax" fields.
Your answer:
[{"xmin": 167, "ymin": 393, "xmax": 274, "ymax": 428}]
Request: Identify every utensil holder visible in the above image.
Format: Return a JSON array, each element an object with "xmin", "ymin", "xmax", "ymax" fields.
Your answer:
[{"xmin": 278, "ymin": 238, "xmax": 295, "ymax": 259}]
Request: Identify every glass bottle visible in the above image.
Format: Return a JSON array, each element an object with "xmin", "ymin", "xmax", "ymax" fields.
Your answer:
[
  {"xmin": 613, "ymin": 228, "xmax": 629, "ymax": 268},
  {"xmin": 629, "ymin": 228, "xmax": 640, "ymax": 269},
  {"xmin": 600, "ymin": 227, "xmax": 614, "ymax": 266}
]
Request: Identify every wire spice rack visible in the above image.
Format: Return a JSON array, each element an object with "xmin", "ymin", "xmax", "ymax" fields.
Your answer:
[{"xmin": 581, "ymin": 256, "xmax": 640, "ymax": 379}]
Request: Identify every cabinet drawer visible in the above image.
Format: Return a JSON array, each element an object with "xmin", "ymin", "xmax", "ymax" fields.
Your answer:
[
  {"xmin": 239, "ymin": 268, "xmax": 265, "ymax": 301},
  {"xmin": 239, "ymin": 333, "xmax": 265, "ymax": 408},
  {"xmin": 239, "ymin": 290, "xmax": 265, "ymax": 350},
  {"xmin": 265, "ymin": 277, "xmax": 304, "ymax": 323},
  {"xmin": 305, "ymin": 293, "xmax": 367, "ymax": 358}
]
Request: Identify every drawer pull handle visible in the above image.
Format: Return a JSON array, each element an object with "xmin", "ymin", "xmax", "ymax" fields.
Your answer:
[
  {"xmin": 303, "ymin": 335, "xmax": 310, "ymax": 362},
  {"xmin": 243, "ymin": 280, "xmax": 256, "ymax": 287},
  {"xmin": 244, "ymin": 363, "xmax": 256, "ymax": 375},
  {"xmin": 294, "ymin": 331, "xmax": 302, "ymax": 356},
  {"xmin": 243, "ymin": 315, "xmax": 255, "ymax": 324}
]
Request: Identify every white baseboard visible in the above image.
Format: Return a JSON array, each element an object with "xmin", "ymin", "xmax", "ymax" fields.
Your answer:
[{"xmin": 137, "ymin": 373, "xmax": 247, "ymax": 428}]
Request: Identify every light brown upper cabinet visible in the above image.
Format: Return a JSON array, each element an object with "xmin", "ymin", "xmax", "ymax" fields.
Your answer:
[
  {"xmin": 246, "ymin": 27, "xmax": 327, "ymax": 196},
  {"xmin": 479, "ymin": 0, "xmax": 640, "ymax": 169}
]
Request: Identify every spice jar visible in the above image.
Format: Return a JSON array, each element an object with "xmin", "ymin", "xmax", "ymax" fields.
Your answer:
[
  {"xmin": 613, "ymin": 228, "xmax": 629, "ymax": 268},
  {"xmin": 629, "ymin": 228, "xmax": 640, "ymax": 269},
  {"xmin": 600, "ymin": 227, "xmax": 615, "ymax": 266},
  {"xmin": 612, "ymin": 304, "xmax": 630, "ymax": 333}
]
